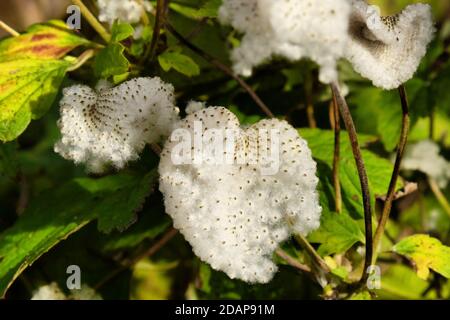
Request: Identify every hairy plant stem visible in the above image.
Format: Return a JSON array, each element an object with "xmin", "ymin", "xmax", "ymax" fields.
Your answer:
[
  {"xmin": 94, "ymin": 227, "xmax": 178, "ymax": 290},
  {"xmin": 294, "ymin": 234, "xmax": 330, "ymax": 274},
  {"xmin": 331, "ymin": 94, "xmax": 342, "ymax": 213},
  {"xmin": 275, "ymin": 248, "xmax": 311, "ymax": 273},
  {"xmin": 429, "ymin": 178, "xmax": 450, "ymax": 218},
  {"xmin": 165, "ymin": 23, "xmax": 275, "ymax": 118},
  {"xmin": 72, "ymin": 0, "xmax": 111, "ymax": 43},
  {"xmin": 142, "ymin": 0, "xmax": 168, "ymax": 63},
  {"xmin": 0, "ymin": 20, "xmax": 20, "ymax": 37},
  {"xmin": 372, "ymin": 85, "xmax": 410, "ymax": 264},
  {"xmin": 330, "ymin": 82, "xmax": 373, "ymax": 287}
]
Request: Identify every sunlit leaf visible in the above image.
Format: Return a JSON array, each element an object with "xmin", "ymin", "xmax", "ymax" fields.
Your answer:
[
  {"xmin": 393, "ymin": 234, "xmax": 450, "ymax": 280},
  {"xmin": 0, "ymin": 58, "xmax": 71, "ymax": 141},
  {"xmin": 0, "ymin": 20, "xmax": 90, "ymax": 61}
]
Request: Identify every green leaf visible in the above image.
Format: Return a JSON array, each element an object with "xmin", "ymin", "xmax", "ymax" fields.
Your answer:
[
  {"xmin": 410, "ymin": 111, "xmax": 450, "ymax": 147},
  {"xmin": 349, "ymin": 80, "xmax": 425, "ymax": 151},
  {"xmin": 228, "ymin": 106, "xmax": 262, "ymax": 125},
  {"xmin": 379, "ymin": 265, "xmax": 431, "ymax": 299},
  {"xmin": 0, "ymin": 142, "xmax": 19, "ymax": 180},
  {"xmin": 431, "ymin": 62, "xmax": 450, "ymax": 115},
  {"xmin": 94, "ymin": 43, "xmax": 130, "ymax": 78},
  {"xmin": 0, "ymin": 58, "xmax": 71, "ymax": 141},
  {"xmin": 78, "ymin": 170, "xmax": 159, "ymax": 233},
  {"xmin": 197, "ymin": 262, "xmax": 311, "ymax": 299},
  {"xmin": 0, "ymin": 20, "xmax": 90, "ymax": 61},
  {"xmin": 308, "ymin": 172, "xmax": 365, "ymax": 256},
  {"xmin": 0, "ymin": 170, "xmax": 157, "ymax": 297},
  {"xmin": 393, "ymin": 234, "xmax": 450, "ymax": 280},
  {"xmin": 110, "ymin": 22, "xmax": 135, "ymax": 43},
  {"xmin": 98, "ymin": 209, "xmax": 171, "ymax": 252},
  {"xmin": 300, "ymin": 128, "xmax": 402, "ymax": 218},
  {"xmin": 131, "ymin": 259, "xmax": 179, "ymax": 300},
  {"xmin": 169, "ymin": 0, "xmax": 221, "ymax": 19},
  {"xmin": 158, "ymin": 51, "xmax": 200, "ymax": 77},
  {"xmin": 308, "ymin": 209, "xmax": 365, "ymax": 256},
  {"xmin": 349, "ymin": 290, "xmax": 372, "ymax": 300}
]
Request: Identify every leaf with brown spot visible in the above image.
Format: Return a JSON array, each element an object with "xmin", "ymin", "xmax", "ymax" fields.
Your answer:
[
  {"xmin": 0, "ymin": 20, "xmax": 90, "ymax": 61},
  {"xmin": 393, "ymin": 234, "xmax": 450, "ymax": 280}
]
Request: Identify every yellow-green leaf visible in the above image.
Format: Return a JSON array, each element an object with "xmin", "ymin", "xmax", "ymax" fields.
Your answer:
[
  {"xmin": 158, "ymin": 51, "xmax": 200, "ymax": 77},
  {"xmin": 0, "ymin": 20, "xmax": 90, "ymax": 61},
  {"xmin": 393, "ymin": 234, "xmax": 450, "ymax": 280},
  {"xmin": 0, "ymin": 58, "xmax": 71, "ymax": 141}
]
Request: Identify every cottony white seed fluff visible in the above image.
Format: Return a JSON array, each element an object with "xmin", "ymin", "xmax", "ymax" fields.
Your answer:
[
  {"xmin": 159, "ymin": 107, "xmax": 321, "ymax": 283},
  {"xmin": 97, "ymin": 0, "xmax": 153, "ymax": 26},
  {"xmin": 402, "ymin": 140, "xmax": 450, "ymax": 188},
  {"xmin": 55, "ymin": 77, "xmax": 180, "ymax": 173},
  {"xmin": 346, "ymin": 0, "xmax": 434, "ymax": 89},
  {"xmin": 219, "ymin": 0, "xmax": 351, "ymax": 83}
]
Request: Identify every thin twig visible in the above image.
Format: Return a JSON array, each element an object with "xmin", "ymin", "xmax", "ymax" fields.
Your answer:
[
  {"xmin": 142, "ymin": 0, "xmax": 168, "ymax": 63},
  {"xmin": 305, "ymin": 73, "xmax": 316, "ymax": 128},
  {"xmin": 294, "ymin": 234, "xmax": 330, "ymax": 273},
  {"xmin": 0, "ymin": 20, "xmax": 20, "ymax": 37},
  {"xmin": 331, "ymin": 94, "xmax": 342, "ymax": 213},
  {"xmin": 330, "ymin": 82, "xmax": 373, "ymax": 286},
  {"xmin": 72, "ymin": 0, "xmax": 111, "ymax": 43},
  {"xmin": 67, "ymin": 49, "xmax": 96, "ymax": 72},
  {"xmin": 372, "ymin": 85, "xmax": 410, "ymax": 263},
  {"xmin": 275, "ymin": 248, "xmax": 311, "ymax": 273},
  {"xmin": 94, "ymin": 227, "xmax": 178, "ymax": 290},
  {"xmin": 429, "ymin": 178, "xmax": 450, "ymax": 218},
  {"xmin": 165, "ymin": 23, "xmax": 275, "ymax": 118}
]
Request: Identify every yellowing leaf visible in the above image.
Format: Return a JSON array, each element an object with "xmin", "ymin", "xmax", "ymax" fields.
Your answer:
[
  {"xmin": 393, "ymin": 234, "xmax": 450, "ymax": 280},
  {"xmin": 0, "ymin": 58, "xmax": 71, "ymax": 141},
  {"xmin": 0, "ymin": 20, "xmax": 90, "ymax": 61}
]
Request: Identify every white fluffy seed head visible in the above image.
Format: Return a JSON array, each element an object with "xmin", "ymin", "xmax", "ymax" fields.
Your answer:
[
  {"xmin": 31, "ymin": 283, "xmax": 102, "ymax": 300},
  {"xmin": 402, "ymin": 140, "xmax": 450, "ymax": 188},
  {"xmin": 55, "ymin": 77, "xmax": 180, "ymax": 173},
  {"xmin": 346, "ymin": 0, "xmax": 434, "ymax": 89},
  {"xmin": 97, "ymin": 0, "xmax": 153, "ymax": 26},
  {"xmin": 31, "ymin": 283, "xmax": 66, "ymax": 300},
  {"xmin": 219, "ymin": 0, "xmax": 351, "ymax": 83},
  {"xmin": 159, "ymin": 107, "xmax": 321, "ymax": 283}
]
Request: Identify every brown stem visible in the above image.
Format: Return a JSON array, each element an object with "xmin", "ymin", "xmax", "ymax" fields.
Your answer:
[
  {"xmin": 372, "ymin": 85, "xmax": 410, "ymax": 263},
  {"xmin": 305, "ymin": 73, "xmax": 317, "ymax": 128},
  {"xmin": 72, "ymin": 0, "xmax": 110, "ymax": 43},
  {"xmin": 330, "ymin": 82, "xmax": 373, "ymax": 286},
  {"xmin": 94, "ymin": 228, "xmax": 178, "ymax": 290},
  {"xmin": 331, "ymin": 94, "xmax": 342, "ymax": 213},
  {"xmin": 294, "ymin": 234, "xmax": 330, "ymax": 273},
  {"xmin": 275, "ymin": 249, "xmax": 311, "ymax": 273},
  {"xmin": 165, "ymin": 23, "xmax": 275, "ymax": 118},
  {"xmin": 142, "ymin": 0, "xmax": 168, "ymax": 63},
  {"xmin": 429, "ymin": 178, "xmax": 450, "ymax": 218}
]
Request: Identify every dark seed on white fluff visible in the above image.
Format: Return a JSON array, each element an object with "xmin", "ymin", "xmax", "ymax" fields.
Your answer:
[
  {"xmin": 346, "ymin": 0, "xmax": 434, "ymax": 89},
  {"xmin": 54, "ymin": 77, "xmax": 180, "ymax": 173},
  {"xmin": 159, "ymin": 107, "xmax": 321, "ymax": 284}
]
